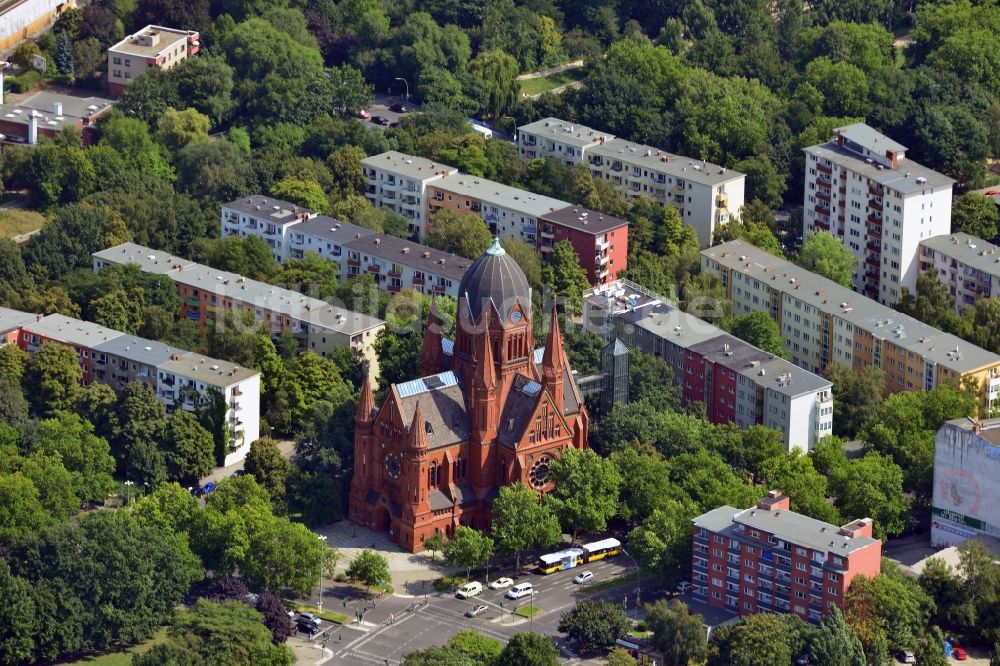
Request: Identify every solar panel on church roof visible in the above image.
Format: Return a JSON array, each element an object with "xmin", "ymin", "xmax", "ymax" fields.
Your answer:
[
  {"xmin": 521, "ymin": 380, "xmax": 542, "ymax": 395},
  {"xmin": 396, "ymin": 371, "xmax": 459, "ymax": 398},
  {"xmin": 533, "ymin": 348, "xmax": 545, "ymax": 364}
]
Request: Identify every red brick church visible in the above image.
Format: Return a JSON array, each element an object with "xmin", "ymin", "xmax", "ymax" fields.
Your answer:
[{"xmin": 348, "ymin": 238, "xmax": 589, "ymax": 552}]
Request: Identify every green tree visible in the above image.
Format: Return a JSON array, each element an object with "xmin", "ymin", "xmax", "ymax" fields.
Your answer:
[
  {"xmin": 270, "ymin": 178, "xmax": 329, "ymax": 213},
  {"xmin": 954, "ymin": 539, "xmax": 1000, "ymax": 641},
  {"xmin": 136, "ymin": 599, "xmax": 293, "ymax": 666},
  {"xmin": 492, "ymin": 483, "xmax": 561, "ymax": 570},
  {"xmin": 55, "ymin": 31, "xmax": 74, "ymax": 74},
  {"xmin": 23, "ymin": 203, "xmax": 129, "ymax": 280},
  {"xmin": 425, "ymin": 209, "xmax": 491, "ymax": 257},
  {"xmin": 326, "ymin": 145, "xmax": 367, "ymax": 200},
  {"xmin": 173, "ymin": 55, "xmax": 236, "ymax": 128},
  {"xmin": 809, "ymin": 605, "xmax": 865, "ymax": 666},
  {"xmin": 496, "ymin": 632, "xmax": 559, "ymax": 666},
  {"xmin": 0, "ymin": 472, "xmax": 52, "ymax": 543},
  {"xmin": 469, "ymin": 49, "xmax": 520, "ymax": 119},
  {"xmin": 823, "ymin": 365, "xmax": 885, "ymax": 438},
  {"xmin": 758, "ymin": 451, "xmax": 841, "ymax": 524},
  {"xmin": 0, "ymin": 560, "xmax": 35, "ymax": 665},
  {"xmin": 731, "ymin": 311, "xmax": 789, "ymax": 358},
  {"xmin": 645, "ymin": 599, "xmax": 708, "ymax": 666},
  {"xmin": 844, "ymin": 565, "xmax": 934, "ymax": 655},
  {"xmin": 346, "ymin": 549, "xmax": 390, "ymax": 595},
  {"xmin": 244, "ymin": 437, "xmax": 293, "ymax": 498},
  {"xmin": 797, "ymin": 231, "xmax": 858, "ymax": 287},
  {"xmin": 503, "ymin": 238, "xmax": 543, "ymax": 291},
  {"xmin": 557, "ymin": 600, "xmax": 630, "ymax": 652},
  {"xmin": 541, "ymin": 240, "xmax": 591, "ymax": 315},
  {"xmin": 155, "ymin": 107, "xmax": 211, "ymax": 151},
  {"xmin": 19, "ymin": 453, "xmax": 78, "ymax": 521},
  {"xmin": 830, "ymin": 452, "xmax": 909, "ymax": 539},
  {"xmin": 24, "ymin": 342, "xmax": 82, "ymax": 417},
  {"xmin": 546, "ymin": 448, "xmax": 621, "ymax": 543},
  {"xmin": 708, "ymin": 613, "xmax": 808, "ymax": 666},
  {"xmin": 92, "ymin": 288, "xmax": 145, "ymax": 334},
  {"xmin": 607, "ymin": 647, "xmax": 637, "ymax": 666},
  {"xmin": 114, "ymin": 381, "xmax": 168, "ymax": 485},
  {"xmin": 444, "ymin": 525, "xmax": 494, "ymax": 580},
  {"xmin": 732, "ymin": 157, "xmax": 787, "ymax": 209},
  {"xmin": 423, "ymin": 531, "xmax": 445, "ymax": 561},
  {"xmin": 952, "ymin": 193, "xmax": 1000, "ymax": 240},
  {"xmin": 163, "ymin": 410, "xmax": 216, "ymax": 481}
]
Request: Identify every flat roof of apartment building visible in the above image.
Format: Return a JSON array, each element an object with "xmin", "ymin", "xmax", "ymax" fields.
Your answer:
[
  {"xmin": 541, "ymin": 205, "xmax": 628, "ymax": 235},
  {"xmin": 362, "ymin": 151, "xmax": 457, "ymax": 181},
  {"xmin": 92, "ymin": 335, "xmax": 181, "ymax": 367},
  {"xmin": 343, "ymin": 233, "xmax": 473, "ymax": 281},
  {"xmin": 835, "ymin": 122, "xmax": 907, "ymax": 155},
  {"xmin": 171, "ymin": 263, "xmax": 385, "ymax": 335},
  {"xmin": 740, "ymin": 356, "xmax": 832, "ymax": 398},
  {"xmin": 0, "ymin": 89, "xmax": 115, "ymax": 131},
  {"xmin": 93, "ymin": 242, "xmax": 196, "ymax": 274},
  {"xmin": 689, "ymin": 334, "xmax": 770, "ymax": 369},
  {"xmin": 920, "ymin": 232, "xmax": 1000, "ymax": 276},
  {"xmin": 589, "ymin": 137, "xmax": 744, "ymax": 186},
  {"xmin": 157, "ymin": 351, "xmax": 258, "ymax": 387},
  {"xmin": 21, "ymin": 314, "xmax": 125, "ymax": 347},
  {"xmin": 108, "ymin": 25, "xmax": 197, "ymax": 57},
  {"xmin": 223, "ymin": 196, "xmax": 316, "ymax": 226},
  {"xmin": 430, "ymin": 173, "xmax": 568, "ymax": 219},
  {"xmin": 703, "ymin": 240, "xmax": 1000, "ymax": 374},
  {"xmin": 94, "ymin": 243, "xmax": 385, "ymax": 336},
  {"xmin": 694, "ymin": 504, "xmax": 879, "ymax": 555},
  {"xmin": 804, "ymin": 143, "xmax": 953, "ymax": 194},
  {"xmin": 291, "ymin": 216, "xmax": 375, "ymax": 246},
  {"xmin": 0, "ymin": 306, "xmax": 40, "ymax": 334},
  {"xmin": 631, "ymin": 307, "xmax": 724, "ymax": 348},
  {"xmin": 940, "ymin": 417, "xmax": 1000, "ymax": 446},
  {"xmin": 518, "ymin": 117, "xmax": 616, "ymax": 148}
]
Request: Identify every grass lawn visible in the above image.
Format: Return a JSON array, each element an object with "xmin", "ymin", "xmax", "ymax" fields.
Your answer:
[
  {"xmin": 519, "ymin": 70, "xmax": 585, "ymax": 97},
  {"xmin": 63, "ymin": 628, "xmax": 169, "ymax": 666},
  {"xmin": 0, "ymin": 209, "xmax": 45, "ymax": 239},
  {"xmin": 514, "ymin": 605, "xmax": 542, "ymax": 618}
]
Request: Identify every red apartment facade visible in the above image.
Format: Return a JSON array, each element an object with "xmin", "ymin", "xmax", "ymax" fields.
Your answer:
[
  {"xmin": 538, "ymin": 206, "xmax": 628, "ymax": 285},
  {"xmin": 692, "ymin": 491, "xmax": 882, "ymax": 624}
]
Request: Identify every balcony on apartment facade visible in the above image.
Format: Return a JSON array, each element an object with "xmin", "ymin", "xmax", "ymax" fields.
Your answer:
[
  {"xmin": 816, "ymin": 162, "xmax": 832, "ymax": 174},
  {"xmin": 816, "ymin": 191, "xmax": 831, "ymax": 203}
]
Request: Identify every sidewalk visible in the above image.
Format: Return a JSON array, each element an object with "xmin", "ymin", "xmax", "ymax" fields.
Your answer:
[{"xmin": 517, "ymin": 60, "xmax": 584, "ymax": 80}]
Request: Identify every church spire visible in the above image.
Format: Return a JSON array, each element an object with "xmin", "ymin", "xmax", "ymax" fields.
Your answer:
[
  {"xmin": 473, "ymin": 317, "xmax": 496, "ymax": 390},
  {"xmin": 355, "ymin": 373, "xmax": 375, "ymax": 424},
  {"xmin": 409, "ymin": 401, "xmax": 428, "ymax": 453},
  {"xmin": 542, "ymin": 304, "xmax": 565, "ymax": 409},
  {"xmin": 420, "ymin": 296, "xmax": 445, "ymax": 376}
]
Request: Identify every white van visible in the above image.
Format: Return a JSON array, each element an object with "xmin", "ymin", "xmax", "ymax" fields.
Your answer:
[
  {"xmin": 506, "ymin": 582, "xmax": 534, "ymax": 600},
  {"xmin": 471, "ymin": 124, "xmax": 493, "ymax": 140},
  {"xmin": 456, "ymin": 581, "xmax": 483, "ymax": 599}
]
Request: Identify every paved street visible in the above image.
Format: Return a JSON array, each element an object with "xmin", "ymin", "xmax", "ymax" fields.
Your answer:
[{"xmin": 319, "ymin": 556, "xmax": 646, "ymax": 664}]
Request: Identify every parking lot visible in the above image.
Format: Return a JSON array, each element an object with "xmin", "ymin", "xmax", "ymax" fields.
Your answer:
[{"xmin": 324, "ymin": 555, "xmax": 641, "ymax": 664}]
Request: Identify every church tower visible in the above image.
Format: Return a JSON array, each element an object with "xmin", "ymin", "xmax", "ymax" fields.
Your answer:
[
  {"xmin": 419, "ymin": 297, "xmax": 445, "ymax": 376},
  {"xmin": 541, "ymin": 304, "xmax": 565, "ymax": 410},
  {"xmin": 348, "ymin": 375, "xmax": 376, "ymax": 523}
]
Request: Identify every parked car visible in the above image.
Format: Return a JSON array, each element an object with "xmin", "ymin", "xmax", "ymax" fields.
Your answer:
[
  {"xmin": 244, "ymin": 592, "xmax": 259, "ymax": 606},
  {"xmin": 465, "ymin": 604, "xmax": 488, "ymax": 618},
  {"xmin": 984, "ymin": 189, "xmax": 999, "ymax": 196},
  {"xmin": 230, "ymin": 470, "xmax": 244, "ymax": 479},
  {"xmin": 194, "ymin": 481, "xmax": 216, "ymax": 497},
  {"xmin": 573, "ymin": 571, "xmax": 593, "ymax": 584},
  {"xmin": 389, "ymin": 103, "xmax": 407, "ymax": 113},
  {"xmin": 456, "ymin": 581, "xmax": 483, "ymax": 599},
  {"xmin": 953, "ymin": 646, "xmax": 968, "ymax": 660},
  {"xmin": 506, "ymin": 583, "xmax": 534, "ymax": 600},
  {"xmin": 489, "ymin": 577, "xmax": 514, "ymax": 590},
  {"xmin": 897, "ymin": 651, "xmax": 916, "ymax": 664},
  {"xmin": 676, "ymin": 581, "xmax": 692, "ymax": 594},
  {"xmin": 297, "ymin": 613, "xmax": 321, "ymax": 626},
  {"xmin": 298, "ymin": 618, "xmax": 320, "ymax": 634},
  {"xmin": 358, "ymin": 109, "xmax": 371, "ymax": 119},
  {"xmin": 371, "ymin": 115, "xmax": 391, "ymax": 126}
]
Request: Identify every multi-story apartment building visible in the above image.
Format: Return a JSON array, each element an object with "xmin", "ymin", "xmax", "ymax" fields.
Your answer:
[
  {"xmin": 802, "ymin": 123, "xmax": 954, "ymax": 305},
  {"xmin": 0, "ymin": 306, "xmax": 38, "ymax": 344},
  {"xmin": 538, "ymin": 206, "xmax": 628, "ymax": 284},
  {"xmin": 424, "ymin": 172, "xmax": 630, "ymax": 285},
  {"xmin": 11, "ymin": 310, "xmax": 259, "ymax": 464},
  {"xmin": 91, "ymin": 243, "xmax": 386, "ymax": 376},
  {"xmin": 107, "ymin": 25, "xmax": 200, "ymax": 97},
  {"xmin": 361, "ymin": 152, "xmax": 458, "ymax": 237},
  {"xmin": 425, "ymin": 173, "xmax": 568, "ymax": 246},
  {"xmin": 221, "ymin": 196, "xmax": 317, "ymax": 262},
  {"xmin": 702, "ymin": 240, "xmax": 1000, "ymax": 412},
  {"xmin": 517, "ymin": 117, "xmax": 745, "ymax": 247},
  {"xmin": 932, "ymin": 418, "xmax": 1000, "ymax": 549},
  {"xmin": 918, "ymin": 232, "xmax": 1000, "ymax": 313},
  {"xmin": 583, "ymin": 280, "xmax": 833, "ymax": 450},
  {"xmin": 693, "ymin": 490, "xmax": 882, "ymax": 624},
  {"xmin": 341, "ymin": 232, "xmax": 471, "ymax": 297}
]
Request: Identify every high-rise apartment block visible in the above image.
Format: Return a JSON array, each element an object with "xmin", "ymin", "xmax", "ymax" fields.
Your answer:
[
  {"xmin": 693, "ymin": 490, "xmax": 882, "ymax": 624},
  {"xmin": 918, "ymin": 232, "xmax": 1000, "ymax": 313},
  {"xmin": 802, "ymin": 123, "xmax": 953, "ymax": 305},
  {"xmin": 1, "ymin": 307, "xmax": 260, "ymax": 465},
  {"xmin": 361, "ymin": 152, "xmax": 459, "ymax": 238},
  {"xmin": 702, "ymin": 240, "xmax": 1000, "ymax": 411},
  {"xmin": 517, "ymin": 117, "xmax": 745, "ymax": 247},
  {"xmin": 107, "ymin": 25, "xmax": 200, "ymax": 97},
  {"xmin": 932, "ymin": 418, "xmax": 1000, "ymax": 549},
  {"xmin": 91, "ymin": 243, "xmax": 386, "ymax": 375},
  {"xmin": 583, "ymin": 280, "xmax": 833, "ymax": 451}
]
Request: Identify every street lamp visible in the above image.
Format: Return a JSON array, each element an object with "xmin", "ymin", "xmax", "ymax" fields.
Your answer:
[
  {"xmin": 394, "ymin": 77, "xmax": 409, "ymax": 102},
  {"xmin": 318, "ymin": 535, "xmax": 329, "ymax": 613},
  {"xmin": 620, "ymin": 548, "xmax": 641, "ymax": 616},
  {"xmin": 124, "ymin": 480, "xmax": 134, "ymax": 505}
]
